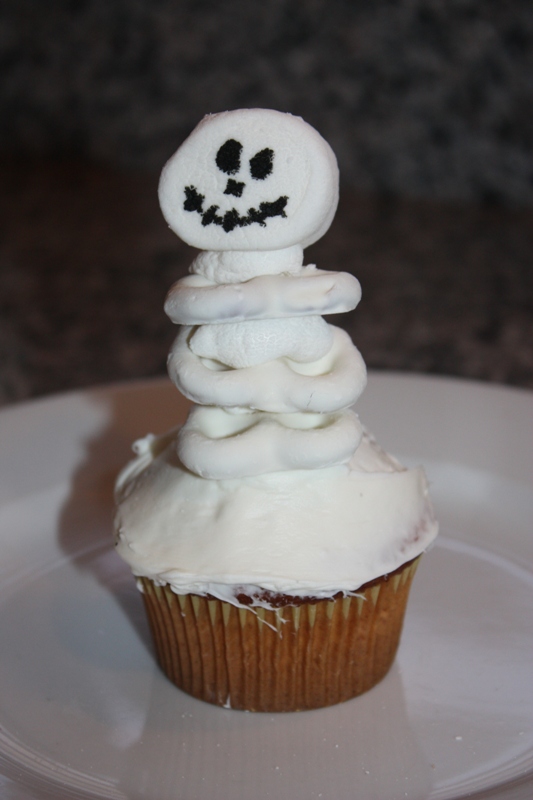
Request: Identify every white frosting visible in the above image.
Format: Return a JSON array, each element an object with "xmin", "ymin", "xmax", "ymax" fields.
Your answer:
[
  {"xmin": 114, "ymin": 109, "xmax": 438, "ymax": 606},
  {"xmin": 114, "ymin": 430, "xmax": 438, "ymax": 604}
]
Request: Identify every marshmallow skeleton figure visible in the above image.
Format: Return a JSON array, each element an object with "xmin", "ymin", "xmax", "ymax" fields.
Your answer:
[{"xmin": 160, "ymin": 109, "xmax": 367, "ymax": 479}]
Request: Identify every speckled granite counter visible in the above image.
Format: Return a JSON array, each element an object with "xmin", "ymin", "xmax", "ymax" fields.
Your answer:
[
  {"xmin": 2, "ymin": 1, "xmax": 533, "ymax": 206},
  {"xmin": 0, "ymin": 157, "xmax": 532, "ymax": 408}
]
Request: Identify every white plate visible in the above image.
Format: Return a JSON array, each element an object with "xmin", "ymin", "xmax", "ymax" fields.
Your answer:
[{"xmin": 0, "ymin": 374, "xmax": 532, "ymax": 800}]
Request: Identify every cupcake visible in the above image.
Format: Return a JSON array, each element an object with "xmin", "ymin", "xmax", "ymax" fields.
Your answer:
[{"xmin": 114, "ymin": 109, "xmax": 438, "ymax": 712}]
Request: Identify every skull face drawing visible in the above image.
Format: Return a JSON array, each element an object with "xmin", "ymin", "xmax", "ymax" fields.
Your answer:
[
  {"xmin": 183, "ymin": 137, "xmax": 289, "ymax": 233},
  {"xmin": 159, "ymin": 108, "xmax": 339, "ymax": 252}
]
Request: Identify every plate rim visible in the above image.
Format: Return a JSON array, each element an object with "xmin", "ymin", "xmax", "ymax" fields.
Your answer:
[
  {"xmin": 0, "ymin": 372, "xmax": 532, "ymax": 800},
  {"xmin": 0, "ymin": 370, "xmax": 531, "ymax": 419}
]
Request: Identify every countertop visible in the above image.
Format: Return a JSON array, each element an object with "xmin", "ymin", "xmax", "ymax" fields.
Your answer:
[{"xmin": 1, "ymin": 157, "xmax": 532, "ymax": 408}]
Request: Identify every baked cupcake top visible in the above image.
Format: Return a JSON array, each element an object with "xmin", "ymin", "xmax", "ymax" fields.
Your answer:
[{"xmin": 114, "ymin": 109, "xmax": 438, "ymax": 606}]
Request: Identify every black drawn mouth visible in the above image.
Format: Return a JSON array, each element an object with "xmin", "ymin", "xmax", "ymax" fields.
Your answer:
[{"xmin": 183, "ymin": 186, "xmax": 288, "ymax": 233}]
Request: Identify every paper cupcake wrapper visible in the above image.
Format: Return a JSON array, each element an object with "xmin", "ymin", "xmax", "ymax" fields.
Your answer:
[{"xmin": 139, "ymin": 556, "xmax": 420, "ymax": 712}]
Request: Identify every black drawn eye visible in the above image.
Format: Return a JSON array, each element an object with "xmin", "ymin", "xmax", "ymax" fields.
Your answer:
[
  {"xmin": 250, "ymin": 148, "xmax": 274, "ymax": 180},
  {"xmin": 216, "ymin": 139, "xmax": 242, "ymax": 175}
]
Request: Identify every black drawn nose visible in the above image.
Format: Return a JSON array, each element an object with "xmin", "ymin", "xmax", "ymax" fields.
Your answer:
[{"xmin": 224, "ymin": 178, "xmax": 245, "ymax": 197}]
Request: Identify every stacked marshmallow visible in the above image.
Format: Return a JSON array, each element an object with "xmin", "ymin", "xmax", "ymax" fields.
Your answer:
[{"xmin": 166, "ymin": 249, "xmax": 366, "ymax": 478}]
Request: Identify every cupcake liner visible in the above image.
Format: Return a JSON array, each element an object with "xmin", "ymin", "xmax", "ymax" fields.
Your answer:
[{"xmin": 139, "ymin": 556, "xmax": 420, "ymax": 712}]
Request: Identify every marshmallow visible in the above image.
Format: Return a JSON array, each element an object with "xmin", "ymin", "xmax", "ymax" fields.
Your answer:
[
  {"xmin": 188, "ymin": 316, "xmax": 333, "ymax": 368},
  {"xmin": 168, "ymin": 325, "xmax": 367, "ymax": 414},
  {"xmin": 159, "ymin": 109, "xmax": 339, "ymax": 251}
]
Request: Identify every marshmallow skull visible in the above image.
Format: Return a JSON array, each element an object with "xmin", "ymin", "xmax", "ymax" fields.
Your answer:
[{"xmin": 158, "ymin": 109, "xmax": 339, "ymax": 251}]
